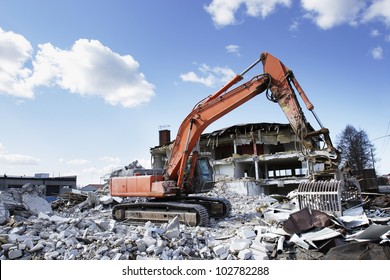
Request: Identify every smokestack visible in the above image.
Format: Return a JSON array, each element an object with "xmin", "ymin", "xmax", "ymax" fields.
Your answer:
[{"xmin": 159, "ymin": 126, "xmax": 171, "ymax": 146}]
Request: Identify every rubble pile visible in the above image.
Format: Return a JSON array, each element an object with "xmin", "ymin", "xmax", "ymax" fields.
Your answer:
[{"xmin": 1, "ymin": 183, "xmax": 390, "ymax": 260}]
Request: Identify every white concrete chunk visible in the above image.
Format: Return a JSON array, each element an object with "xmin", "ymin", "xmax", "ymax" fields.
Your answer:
[
  {"xmin": 29, "ymin": 242, "xmax": 44, "ymax": 252},
  {"xmin": 99, "ymin": 195, "xmax": 113, "ymax": 205},
  {"xmin": 8, "ymin": 249, "xmax": 22, "ymax": 260},
  {"xmin": 165, "ymin": 216, "xmax": 180, "ymax": 231},
  {"xmin": 160, "ymin": 250, "xmax": 169, "ymax": 260},
  {"xmin": 238, "ymin": 249, "xmax": 252, "ymax": 260},
  {"xmin": 23, "ymin": 238, "xmax": 34, "ymax": 250},
  {"xmin": 112, "ymin": 253, "xmax": 122, "ymax": 260},
  {"xmin": 1, "ymin": 244, "xmax": 14, "ymax": 251},
  {"xmin": 146, "ymin": 244, "xmax": 155, "ymax": 254},
  {"xmin": 45, "ymin": 251, "xmax": 60, "ymax": 260},
  {"xmin": 164, "ymin": 228, "xmax": 180, "ymax": 240},
  {"xmin": 38, "ymin": 212, "xmax": 51, "ymax": 220},
  {"xmin": 22, "ymin": 193, "xmax": 52, "ymax": 215},
  {"xmin": 250, "ymin": 240, "xmax": 268, "ymax": 253},
  {"xmin": 229, "ymin": 239, "xmax": 251, "ymax": 252},
  {"xmin": 240, "ymin": 229, "xmax": 257, "ymax": 239},
  {"xmin": 49, "ymin": 215, "xmax": 71, "ymax": 223},
  {"xmin": 213, "ymin": 244, "xmax": 227, "ymax": 256},
  {"xmin": 9, "ymin": 226, "xmax": 25, "ymax": 235},
  {"xmin": 142, "ymin": 236, "xmax": 156, "ymax": 247},
  {"xmin": 250, "ymin": 250, "xmax": 269, "ymax": 260},
  {"xmin": 136, "ymin": 240, "xmax": 147, "ymax": 252},
  {"xmin": 199, "ymin": 246, "xmax": 209, "ymax": 254},
  {"xmin": 0, "ymin": 201, "xmax": 10, "ymax": 225},
  {"xmin": 96, "ymin": 245, "xmax": 109, "ymax": 255},
  {"xmin": 154, "ymin": 245, "xmax": 164, "ymax": 255}
]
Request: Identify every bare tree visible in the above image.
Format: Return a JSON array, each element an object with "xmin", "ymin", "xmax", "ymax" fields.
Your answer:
[{"xmin": 336, "ymin": 125, "xmax": 375, "ymax": 172}]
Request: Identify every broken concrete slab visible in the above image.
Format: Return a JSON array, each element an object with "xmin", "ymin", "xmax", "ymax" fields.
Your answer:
[
  {"xmin": 238, "ymin": 248, "xmax": 252, "ymax": 259},
  {"xmin": 22, "ymin": 193, "xmax": 52, "ymax": 215},
  {"xmin": 8, "ymin": 249, "xmax": 23, "ymax": 260},
  {"xmin": 239, "ymin": 228, "xmax": 257, "ymax": 239},
  {"xmin": 0, "ymin": 184, "xmax": 52, "ymax": 225},
  {"xmin": 213, "ymin": 244, "xmax": 228, "ymax": 256},
  {"xmin": 229, "ymin": 238, "xmax": 251, "ymax": 252},
  {"xmin": 99, "ymin": 195, "xmax": 113, "ymax": 205},
  {"xmin": 0, "ymin": 202, "xmax": 9, "ymax": 225}
]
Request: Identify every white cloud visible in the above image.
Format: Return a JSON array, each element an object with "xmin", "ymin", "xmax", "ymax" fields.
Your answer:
[
  {"xmin": 137, "ymin": 159, "xmax": 152, "ymax": 169},
  {"xmin": 0, "ymin": 27, "xmax": 34, "ymax": 98},
  {"xmin": 204, "ymin": 0, "xmax": 390, "ymax": 32},
  {"xmin": 0, "ymin": 28, "xmax": 155, "ymax": 108},
  {"xmin": 362, "ymin": 0, "xmax": 390, "ymax": 26},
  {"xmin": 371, "ymin": 46, "xmax": 384, "ymax": 59},
  {"xmin": 301, "ymin": 0, "xmax": 366, "ymax": 29},
  {"xmin": 0, "ymin": 154, "xmax": 40, "ymax": 165},
  {"xmin": 180, "ymin": 64, "xmax": 235, "ymax": 87},
  {"xmin": 65, "ymin": 159, "xmax": 90, "ymax": 165},
  {"xmin": 99, "ymin": 156, "xmax": 121, "ymax": 164},
  {"xmin": 289, "ymin": 19, "xmax": 300, "ymax": 31},
  {"xmin": 29, "ymin": 39, "xmax": 155, "ymax": 108},
  {"xmin": 204, "ymin": 0, "xmax": 291, "ymax": 27},
  {"xmin": 81, "ymin": 164, "xmax": 119, "ymax": 179},
  {"xmin": 370, "ymin": 29, "xmax": 381, "ymax": 37},
  {"xmin": 226, "ymin": 44, "xmax": 241, "ymax": 56},
  {"xmin": 0, "ymin": 142, "xmax": 40, "ymax": 165}
]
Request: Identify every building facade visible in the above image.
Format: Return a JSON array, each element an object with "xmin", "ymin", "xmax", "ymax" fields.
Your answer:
[{"xmin": 151, "ymin": 123, "xmax": 315, "ymax": 195}]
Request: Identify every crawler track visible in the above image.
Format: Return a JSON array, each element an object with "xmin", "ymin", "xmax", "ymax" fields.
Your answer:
[
  {"xmin": 112, "ymin": 196, "xmax": 232, "ymax": 226},
  {"xmin": 112, "ymin": 201, "xmax": 209, "ymax": 226}
]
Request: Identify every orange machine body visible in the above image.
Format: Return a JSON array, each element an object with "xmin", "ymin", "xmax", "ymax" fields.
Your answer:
[{"xmin": 110, "ymin": 175, "xmax": 169, "ymax": 197}]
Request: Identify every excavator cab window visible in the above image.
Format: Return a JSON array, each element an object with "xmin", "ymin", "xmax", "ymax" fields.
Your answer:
[
  {"xmin": 187, "ymin": 157, "xmax": 214, "ymax": 194},
  {"xmin": 196, "ymin": 158, "xmax": 213, "ymax": 181}
]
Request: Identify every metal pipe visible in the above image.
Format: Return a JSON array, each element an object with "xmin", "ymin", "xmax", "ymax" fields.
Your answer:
[
  {"xmin": 240, "ymin": 57, "xmax": 262, "ymax": 76},
  {"xmin": 277, "ymin": 236, "xmax": 285, "ymax": 254},
  {"xmin": 205, "ymin": 57, "xmax": 263, "ymax": 103}
]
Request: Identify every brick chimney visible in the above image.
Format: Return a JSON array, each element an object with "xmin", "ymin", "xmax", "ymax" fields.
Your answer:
[{"xmin": 159, "ymin": 129, "xmax": 171, "ymax": 146}]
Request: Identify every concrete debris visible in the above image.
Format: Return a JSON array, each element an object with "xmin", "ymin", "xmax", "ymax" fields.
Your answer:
[
  {"xmin": 0, "ymin": 182, "xmax": 390, "ymax": 260},
  {"xmin": 0, "ymin": 184, "xmax": 52, "ymax": 225}
]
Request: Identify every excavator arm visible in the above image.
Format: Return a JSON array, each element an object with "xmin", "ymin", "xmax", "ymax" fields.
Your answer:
[{"xmin": 167, "ymin": 51, "xmax": 339, "ymax": 190}]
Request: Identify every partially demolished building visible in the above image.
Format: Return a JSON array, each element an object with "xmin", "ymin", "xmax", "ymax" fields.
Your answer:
[
  {"xmin": 0, "ymin": 174, "xmax": 76, "ymax": 199},
  {"xmin": 151, "ymin": 122, "xmax": 313, "ymax": 195}
]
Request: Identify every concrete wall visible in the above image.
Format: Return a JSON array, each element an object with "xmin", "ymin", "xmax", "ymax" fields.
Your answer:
[
  {"xmin": 224, "ymin": 181, "xmax": 265, "ymax": 195},
  {"xmin": 213, "ymin": 163, "xmax": 235, "ymax": 180}
]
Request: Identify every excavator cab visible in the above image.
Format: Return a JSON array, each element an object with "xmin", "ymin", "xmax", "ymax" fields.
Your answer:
[{"xmin": 185, "ymin": 157, "xmax": 215, "ymax": 194}]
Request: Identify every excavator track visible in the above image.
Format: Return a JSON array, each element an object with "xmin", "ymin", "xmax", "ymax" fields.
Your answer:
[
  {"xmin": 174, "ymin": 196, "xmax": 232, "ymax": 219},
  {"xmin": 112, "ymin": 201, "xmax": 210, "ymax": 226},
  {"xmin": 150, "ymin": 196, "xmax": 232, "ymax": 219}
]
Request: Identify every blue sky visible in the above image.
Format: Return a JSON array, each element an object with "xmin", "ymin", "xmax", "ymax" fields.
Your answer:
[{"xmin": 1, "ymin": 0, "xmax": 389, "ymax": 187}]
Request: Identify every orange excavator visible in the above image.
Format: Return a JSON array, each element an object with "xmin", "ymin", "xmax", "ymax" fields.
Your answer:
[{"xmin": 110, "ymin": 52, "xmax": 361, "ymax": 226}]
